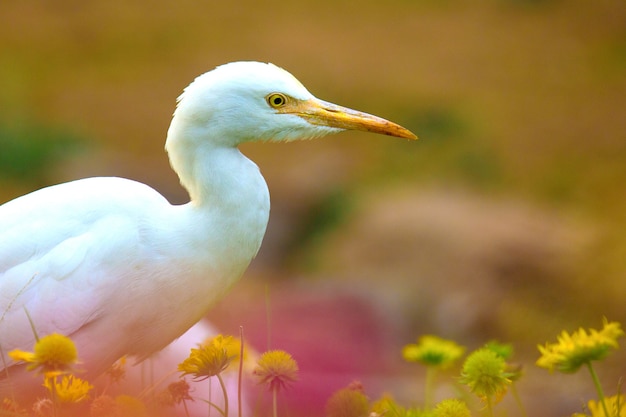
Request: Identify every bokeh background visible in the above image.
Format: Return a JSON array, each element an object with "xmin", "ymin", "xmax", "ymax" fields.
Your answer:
[{"xmin": 1, "ymin": 0, "xmax": 625, "ymax": 415}]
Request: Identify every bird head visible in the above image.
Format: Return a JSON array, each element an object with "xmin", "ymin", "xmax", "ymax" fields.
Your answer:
[{"xmin": 168, "ymin": 61, "xmax": 416, "ymax": 147}]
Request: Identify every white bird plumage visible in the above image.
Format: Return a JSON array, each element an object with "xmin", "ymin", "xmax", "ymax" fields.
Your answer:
[{"xmin": 0, "ymin": 61, "xmax": 415, "ymax": 396}]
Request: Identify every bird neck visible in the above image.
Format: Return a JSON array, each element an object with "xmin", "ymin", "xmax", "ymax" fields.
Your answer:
[
  {"xmin": 164, "ymin": 116, "xmax": 272, "ymax": 287},
  {"xmin": 167, "ymin": 136, "xmax": 267, "ymax": 207},
  {"xmin": 167, "ymin": 133, "xmax": 271, "ymax": 262}
]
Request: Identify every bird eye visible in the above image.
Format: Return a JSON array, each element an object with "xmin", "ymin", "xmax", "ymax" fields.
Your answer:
[{"xmin": 266, "ymin": 93, "xmax": 287, "ymax": 109}]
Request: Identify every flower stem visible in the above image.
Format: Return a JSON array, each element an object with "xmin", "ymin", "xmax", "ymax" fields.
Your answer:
[
  {"xmin": 486, "ymin": 395, "xmax": 493, "ymax": 417},
  {"xmin": 217, "ymin": 373, "xmax": 229, "ymax": 417},
  {"xmin": 272, "ymin": 387, "xmax": 278, "ymax": 417},
  {"xmin": 238, "ymin": 326, "xmax": 244, "ymax": 417},
  {"xmin": 265, "ymin": 284, "xmax": 272, "ymax": 351},
  {"xmin": 208, "ymin": 378, "xmax": 212, "ymax": 417},
  {"xmin": 511, "ymin": 383, "xmax": 528, "ymax": 417},
  {"xmin": 48, "ymin": 376, "xmax": 59, "ymax": 417},
  {"xmin": 424, "ymin": 366, "xmax": 436, "ymax": 408},
  {"xmin": 587, "ymin": 362, "xmax": 610, "ymax": 417},
  {"xmin": 182, "ymin": 399, "xmax": 191, "ymax": 417}
]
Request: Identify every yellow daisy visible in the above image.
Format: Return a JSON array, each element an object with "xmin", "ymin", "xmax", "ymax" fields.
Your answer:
[
  {"xmin": 402, "ymin": 335, "xmax": 465, "ymax": 369},
  {"xmin": 536, "ymin": 318, "xmax": 624, "ymax": 373},
  {"xmin": 460, "ymin": 347, "xmax": 512, "ymax": 403},
  {"xmin": 9, "ymin": 333, "xmax": 78, "ymax": 375},
  {"xmin": 325, "ymin": 384, "xmax": 369, "ymax": 417},
  {"xmin": 178, "ymin": 344, "xmax": 230, "ymax": 380},
  {"xmin": 253, "ymin": 350, "xmax": 298, "ymax": 392},
  {"xmin": 434, "ymin": 398, "xmax": 472, "ymax": 417},
  {"xmin": 587, "ymin": 394, "xmax": 625, "ymax": 417},
  {"xmin": 44, "ymin": 375, "xmax": 93, "ymax": 404}
]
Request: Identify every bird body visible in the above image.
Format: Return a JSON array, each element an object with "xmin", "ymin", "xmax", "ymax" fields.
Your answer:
[
  {"xmin": 0, "ymin": 155, "xmax": 269, "ymax": 383},
  {"xmin": 0, "ymin": 61, "xmax": 415, "ymax": 395}
]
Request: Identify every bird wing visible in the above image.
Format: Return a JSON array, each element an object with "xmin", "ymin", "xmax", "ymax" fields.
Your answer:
[{"xmin": 0, "ymin": 177, "xmax": 174, "ymax": 368}]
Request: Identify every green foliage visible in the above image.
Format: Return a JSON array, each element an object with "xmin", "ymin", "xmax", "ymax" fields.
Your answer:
[
  {"xmin": 380, "ymin": 106, "xmax": 504, "ymax": 190},
  {"xmin": 0, "ymin": 121, "xmax": 85, "ymax": 183},
  {"xmin": 300, "ymin": 188, "xmax": 354, "ymax": 244},
  {"xmin": 290, "ymin": 187, "xmax": 355, "ymax": 270}
]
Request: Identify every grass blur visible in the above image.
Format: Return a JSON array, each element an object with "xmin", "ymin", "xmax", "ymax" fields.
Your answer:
[{"xmin": 1, "ymin": 0, "xmax": 625, "ymax": 415}]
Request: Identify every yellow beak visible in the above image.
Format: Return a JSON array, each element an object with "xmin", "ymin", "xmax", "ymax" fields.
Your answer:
[{"xmin": 279, "ymin": 98, "xmax": 417, "ymax": 140}]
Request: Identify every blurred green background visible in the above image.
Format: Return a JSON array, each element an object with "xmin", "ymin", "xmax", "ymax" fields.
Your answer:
[{"xmin": 1, "ymin": 0, "xmax": 625, "ymax": 415}]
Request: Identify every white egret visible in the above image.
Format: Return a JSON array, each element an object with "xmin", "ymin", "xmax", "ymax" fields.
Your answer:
[{"xmin": 0, "ymin": 61, "xmax": 416, "ymax": 396}]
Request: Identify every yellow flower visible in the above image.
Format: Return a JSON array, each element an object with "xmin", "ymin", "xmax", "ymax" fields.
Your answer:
[
  {"xmin": 460, "ymin": 347, "xmax": 512, "ymax": 403},
  {"xmin": 326, "ymin": 383, "xmax": 369, "ymax": 417},
  {"xmin": 9, "ymin": 333, "xmax": 78, "ymax": 375},
  {"xmin": 575, "ymin": 394, "xmax": 626, "ymax": 417},
  {"xmin": 434, "ymin": 399, "xmax": 471, "ymax": 417},
  {"xmin": 253, "ymin": 350, "xmax": 298, "ymax": 392},
  {"xmin": 536, "ymin": 318, "xmax": 624, "ymax": 373},
  {"xmin": 207, "ymin": 334, "xmax": 236, "ymax": 352},
  {"xmin": 484, "ymin": 341, "xmax": 524, "ymax": 382},
  {"xmin": 206, "ymin": 334, "xmax": 246, "ymax": 367},
  {"xmin": 44, "ymin": 375, "xmax": 93, "ymax": 404},
  {"xmin": 371, "ymin": 394, "xmax": 405, "ymax": 417},
  {"xmin": 177, "ymin": 334, "xmax": 246, "ymax": 380},
  {"xmin": 402, "ymin": 335, "xmax": 465, "ymax": 369},
  {"xmin": 178, "ymin": 345, "xmax": 230, "ymax": 380}
]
